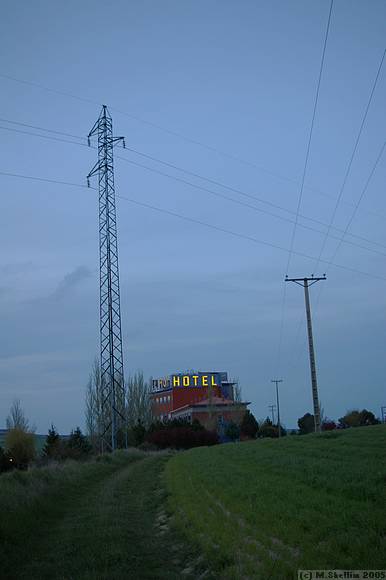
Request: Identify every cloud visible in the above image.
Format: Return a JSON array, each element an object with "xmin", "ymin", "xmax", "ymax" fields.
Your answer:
[{"xmin": 52, "ymin": 266, "xmax": 93, "ymax": 299}]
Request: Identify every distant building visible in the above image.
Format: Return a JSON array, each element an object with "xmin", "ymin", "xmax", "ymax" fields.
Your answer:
[{"xmin": 150, "ymin": 371, "xmax": 250, "ymax": 432}]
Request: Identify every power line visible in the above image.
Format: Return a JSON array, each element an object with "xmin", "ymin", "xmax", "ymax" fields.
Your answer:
[
  {"xmin": 1, "ymin": 168, "xmax": 386, "ymax": 281},
  {"xmin": 0, "ymin": 72, "xmax": 101, "ymax": 107},
  {"xmin": 2, "ymin": 122, "xmax": 386, "ymax": 258},
  {"xmin": 4, "ymin": 68, "xmax": 386, "ymax": 228},
  {"xmin": 114, "ymin": 194, "xmax": 386, "ymax": 280},
  {"xmin": 324, "ymin": 140, "xmax": 386, "ymax": 267},
  {"xmin": 0, "ymin": 119, "xmax": 386, "ymax": 253},
  {"xmin": 0, "ymin": 170, "xmax": 90, "ymax": 189},
  {"xmin": 314, "ymin": 48, "xmax": 386, "ymax": 271},
  {"xmin": 277, "ymin": 0, "xmax": 333, "ymax": 383},
  {"xmin": 284, "ymin": 138, "xmax": 386, "ymax": 374},
  {"xmin": 3, "ymin": 114, "xmax": 386, "ymax": 224},
  {"xmin": 285, "ymin": 0, "xmax": 334, "ymax": 275},
  {"xmin": 116, "ymin": 145, "xmax": 386, "ymax": 247},
  {"xmin": 115, "ymin": 154, "xmax": 386, "ymax": 258},
  {"xmin": 0, "ymin": 117, "xmax": 87, "ymax": 141},
  {"xmin": 0, "ymin": 71, "xmax": 336, "ymax": 188},
  {"xmin": 282, "ymin": 47, "xmax": 386, "ymax": 379},
  {"xmin": 0, "ymin": 124, "xmax": 89, "ymax": 148}
]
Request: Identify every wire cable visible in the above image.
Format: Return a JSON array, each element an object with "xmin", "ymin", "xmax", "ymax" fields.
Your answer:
[
  {"xmin": 284, "ymin": 138, "xmax": 386, "ymax": 373},
  {"xmin": 276, "ymin": 0, "xmax": 333, "ymax": 380},
  {"xmin": 2, "ymin": 121, "xmax": 385, "ymax": 257},
  {"xmin": 1, "ymin": 168, "xmax": 385, "ymax": 282},
  {"xmin": 314, "ymin": 48, "xmax": 386, "ymax": 271},
  {"xmin": 285, "ymin": 0, "xmax": 334, "ymax": 275}
]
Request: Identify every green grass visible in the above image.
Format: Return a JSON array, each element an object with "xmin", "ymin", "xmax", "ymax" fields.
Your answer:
[
  {"xmin": 165, "ymin": 425, "xmax": 386, "ymax": 579},
  {"xmin": 0, "ymin": 450, "xmax": 207, "ymax": 579}
]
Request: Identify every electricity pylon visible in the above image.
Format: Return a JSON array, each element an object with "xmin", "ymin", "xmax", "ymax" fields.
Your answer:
[
  {"xmin": 87, "ymin": 105, "xmax": 126, "ymax": 452},
  {"xmin": 286, "ymin": 275, "xmax": 326, "ymax": 433}
]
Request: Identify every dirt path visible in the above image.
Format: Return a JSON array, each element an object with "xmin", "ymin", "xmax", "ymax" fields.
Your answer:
[{"xmin": 8, "ymin": 454, "xmax": 206, "ymax": 580}]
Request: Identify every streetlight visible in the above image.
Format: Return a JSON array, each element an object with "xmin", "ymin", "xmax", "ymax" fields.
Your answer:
[{"xmin": 271, "ymin": 379, "xmax": 283, "ymax": 438}]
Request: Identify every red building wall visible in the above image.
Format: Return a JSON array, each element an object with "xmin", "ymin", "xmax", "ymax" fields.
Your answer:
[
  {"xmin": 151, "ymin": 385, "xmax": 224, "ymax": 419},
  {"xmin": 172, "ymin": 385, "xmax": 222, "ymax": 410}
]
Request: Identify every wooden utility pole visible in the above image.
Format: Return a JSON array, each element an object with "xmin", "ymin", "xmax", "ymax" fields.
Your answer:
[
  {"xmin": 286, "ymin": 275, "xmax": 326, "ymax": 433},
  {"xmin": 271, "ymin": 380, "xmax": 283, "ymax": 437}
]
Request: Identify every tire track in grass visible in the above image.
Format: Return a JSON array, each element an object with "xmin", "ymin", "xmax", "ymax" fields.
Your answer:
[{"xmin": 7, "ymin": 453, "xmax": 209, "ymax": 580}]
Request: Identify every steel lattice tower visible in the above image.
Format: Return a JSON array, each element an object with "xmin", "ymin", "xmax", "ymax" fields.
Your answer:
[{"xmin": 87, "ymin": 105, "xmax": 126, "ymax": 452}]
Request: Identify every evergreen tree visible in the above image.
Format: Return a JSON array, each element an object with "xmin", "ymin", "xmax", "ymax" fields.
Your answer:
[
  {"xmin": 240, "ymin": 410, "xmax": 259, "ymax": 438},
  {"xmin": 225, "ymin": 421, "xmax": 240, "ymax": 441},
  {"xmin": 43, "ymin": 424, "xmax": 61, "ymax": 459},
  {"xmin": 67, "ymin": 427, "xmax": 92, "ymax": 458}
]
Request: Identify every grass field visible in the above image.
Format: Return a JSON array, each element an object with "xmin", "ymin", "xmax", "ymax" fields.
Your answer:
[
  {"xmin": 1, "ymin": 427, "xmax": 385, "ymax": 579},
  {"xmin": 165, "ymin": 425, "xmax": 386, "ymax": 579},
  {"xmin": 0, "ymin": 450, "xmax": 208, "ymax": 579}
]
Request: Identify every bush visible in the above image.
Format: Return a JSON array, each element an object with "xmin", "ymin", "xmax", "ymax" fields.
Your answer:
[
  {"xmin": 257, "ymin": 417, "xmax": 286, "ymax": 438},
  {"xmin": 298, "ymin": 413, "xmax": 315, "ymax": 435},
  {"xmin": 0, "ymin": 446, "xmax": 13, "ymax": 474},
  {"xmin": 137, "ymin": 441, "xmax": 158, "ymax": 452},
  {"xmin": 322, "ymin": 420, "xmax": 336, "ymax": 431},
  {"xmin": 146, "ymin": 426, "xmax": 218, "ymax": 449},
  {"xmin": 5, "ymin": 428, "xmax": 36, "ymax": 469}
]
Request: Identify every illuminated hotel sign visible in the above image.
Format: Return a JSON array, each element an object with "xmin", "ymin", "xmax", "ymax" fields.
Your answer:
[{"xmin": 152, "ymin": 373, "xmax": 220, "ymax": 391}]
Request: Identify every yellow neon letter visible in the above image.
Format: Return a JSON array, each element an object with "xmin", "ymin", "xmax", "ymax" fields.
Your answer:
[
  {"xmin": 211, "ymin": 375, "xmax": 216, "ymax": 386},
  {"xmin": 192, "ymin": 375, "xmax": 199, "ymax": 386},
  {"xmin": 202, "ymin": 375, "xmax": 208, "ymax": 386},
  {"xmin": 173, "ymin": 376, "xmax": 180, "ymax": 387},
  {"xmin": 183, "ymin": 375, "xmax": 190, "ymax": 387}
]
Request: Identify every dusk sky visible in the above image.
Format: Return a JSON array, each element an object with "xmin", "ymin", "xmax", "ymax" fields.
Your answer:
[{"xmin": 1, "ymin": 0, "xmax": 385, "ymax": 433}]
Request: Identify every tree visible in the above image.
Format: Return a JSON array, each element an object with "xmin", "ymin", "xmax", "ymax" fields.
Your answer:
[
  {"xmin": 84, "ymin": 359, "xmax": 127, "ymax": 451},
  {"xmin": 298, "ymin": 413, "xmax": 315, "ymax": 435},
  {"xmin": 240, "ymin": 410, "xmax": 259, "ymax": 439},
  {"xmin": 225, "ymin": 421, "xmax": 240, "ymax": 441},
  {"xmin": 42, "ymin": 424, "xmax": 61, "ymax": 459},
  {"xmin": 126, "ymin": 372, "xmax": 152, "ymax": 429},
  {"xmin": 6, "ymin": 399, "xmax": 30, "ymax": 431},
  {"xmin": 66, "ymin": 427, "xmax": 92, "ymax": 459},
  {"xmin": 85, "ymin": 358, "xmax": 104, "ymax": 451},
  {"xmin": 339, "ymin": 409, "xmax": 380, "ymax": 429},
  {"xmin": 359, "ymin": 409, "xmax": 380, "ymax": 426},
  {"xmin": 5, "ymin": 428, "xmax": 36, "ymax": 469},
  {"xmin": 258, "ymin": 417, "xmax": 278, "ymax": 438}
]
